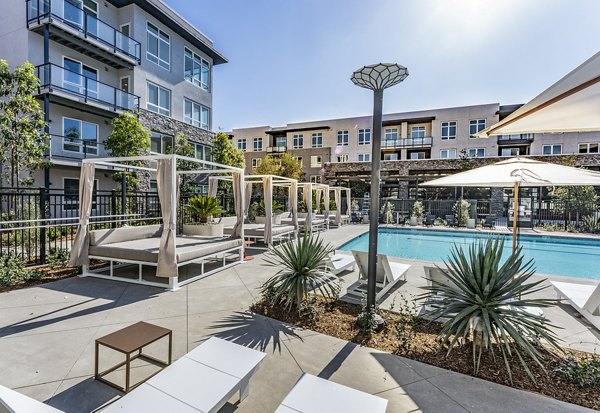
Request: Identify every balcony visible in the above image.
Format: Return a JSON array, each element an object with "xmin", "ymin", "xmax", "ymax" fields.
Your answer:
[
  {"xmin": 46, "ymin": 134, "xmax": 107, "ymax": 163},
  {"xmin": 266, "ymin": 146, "xmax": 287, "ymax": 153},
  {"xmin": 26, "ymin": 0, "xmax": 141, "ymax": 68},
  {"xmin": 36, "ymin": 63, "xmax": 140, "ymax": 113},
  {"xmin": 497, "ymin": 134, "xmax": 534, "ymax": 145},
  {"xmin": 382, "ymin": 137, "xmax": 433, "ymax": 148}
]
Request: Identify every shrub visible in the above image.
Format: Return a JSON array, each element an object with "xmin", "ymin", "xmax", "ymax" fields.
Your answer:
[
  {"xmin": 411, "ymin": 200, "xmax": 424, "ymax": 220},
  {"xmin": 453, "ymin": 199, "xmax": 470, "ymax": 226},
  {"xmin": 48, "ymin": 248, "xmax": 70, "ymax": 269},
  {"xmin": 357, "ymin": 295, "xmax": 381, "ymax": 333},
  {"xmin": 185, "ymin": 195, "xmax": 224, "ymax": 223},
  {"xmin": 555, "ymin": 354, "xmax": 600, "ymax": 388},
  {"xmin": 393, "ymin": 292, "xmax": 419, "ymax": 352},
  {"xmin": 260, "ymin": 235, "xmax": 338, "ymax": 314},
  {"xmin": 47, "ymin": 227, "xmax": 62, "ymax": 241},
  {"xmin": 0, "ymin": 255, "xmax": 26, "ymax": 287},
  {"xmin": 255, "ymin": 199, "xmax": 285, "ymax": 216},
  {"xmin": 582, "ymin": 215, "xmax": 600, "ymax": 234},
  {"xmin": 22, "ymin": 269, "xmax": 44, "ymax": 282},
  {"xmin": 421, "ymin": 237, "xmax": 561, "ymax": 383}
]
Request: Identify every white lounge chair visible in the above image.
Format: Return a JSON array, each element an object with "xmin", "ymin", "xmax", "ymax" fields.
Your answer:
[
  {"xmin": 324, "ymin": 253, "xmax": 356, "ymax": 275},
  {"xmin": 551, "ymin": 281, "xmax": 600, "ymax": 330},
  {"xmin": 276, "ymin": 373, "xmax": 387, "ymax": 413},
  {"xmin": 103, "ymin": 337, "xmax": 265, "ymax": 412},
  {"xmin": 347, "ymin": 251, "xmax": 410, "ymax": 302},
  {"xmin": 0, "ymin": 385, "xmax": 64, "ymax": 413}
]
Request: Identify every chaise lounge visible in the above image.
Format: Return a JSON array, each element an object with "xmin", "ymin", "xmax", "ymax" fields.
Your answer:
[
  {"xmin": 550, "ymin": 281, "xmax": 600, "ymax": 330},
  {"xmin": 347, "ymin": 251, "xmax": 410, "ymax": 301}
]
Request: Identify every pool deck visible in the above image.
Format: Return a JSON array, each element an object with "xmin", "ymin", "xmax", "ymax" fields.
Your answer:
[{"xmin": 0, "ymin": 224, "xmax": 598, "ymax": 412}]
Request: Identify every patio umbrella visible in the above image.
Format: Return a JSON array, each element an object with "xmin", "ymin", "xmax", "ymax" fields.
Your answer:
[
  {"xmin": 477, "ymin": 50, "xmax": 600, "ymax": 136},
  {"xmin": 422, "ymin": 157, "xmax": 600, "ymax": 252}
]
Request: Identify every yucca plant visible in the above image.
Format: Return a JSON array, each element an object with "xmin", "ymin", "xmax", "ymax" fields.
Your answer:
[
  {"xmin": 185, "ymin": 195, "xmax": 224, "ymax": 223},
  {"xmin": 422, "ymin": 237, "xmax": 562, "ymax": 383},
  {"xmin": 261, "ymin": 235, "xmax": 339, "ymax": 313}
]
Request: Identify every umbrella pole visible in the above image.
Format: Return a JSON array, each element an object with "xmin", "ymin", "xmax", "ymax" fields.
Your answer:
[{"xmin": 512, "ymin": 181, "xmax": 519, "ymax": 254}]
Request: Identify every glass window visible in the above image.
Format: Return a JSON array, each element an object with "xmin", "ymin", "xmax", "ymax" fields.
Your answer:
[
  {"xmin": 184, "ymin": 99, "xmax": 210, "ymax": 129},
  {"xmin": 62, "ymin": 117, "xmax": 98, "ymax": 155},
  {"xmin": 385, "ymin": 128, "xmax": 398, "ymax": 141},
  {"xmin": 440, "ymin": 149, "xmax": 457, "ymax": 159},
  {"xmin": 383, "ymin": 153, "xmax": 398, "ymax": 160},
  {"xmin": 336, "ymin": 154, "xmax": 349, "ymax": 163},
  {"xmin": 252, "ymin": 158, "xmax": 261, "ymax": 168},
  {"xmin": 275, "ymin": 136, "xmax": 287, "ymax": 147},
  {"xmin": 579, "ymin": 143, "xmax": 599, "ymax": 154},
  {"xmin": 64, "ymin": 178, "xmax": 97, "ymax": 211},
  {"xmin": 310, "ymin": 155, "xmax": 322, "ymax": 167},
  {"xmin": 441, "ymin": 121, "xmax": 456, "ymax": 140},
  {"xmin": 468, "ymin": 148, "xmax": 485, "ymax": 157},
  {"xmin": 542, "ymin": 144, "xmax": 562, "ymax": 155},
  {"xmin": 238, "ymin": 139, "xmax": 246, "ymax": 152},
  {"xmin": 501, "ymin": 148, "xmax": 520, "ymax": 157},
  {"xmin": 358, "ymin": 153, "xmax": 370, "ymax": 162},
  {"xmin": 293, "ymin": 134, "xmax": 304, "ymax": 149},
  {"xmin": 337, "ymin": 130, "xmax": 348, "ymax": 146},
  {"xmin": 147, "ymin": 22, "xmax": 170, "ymax": 69},
  {"xmin": 310, "ymin": 175, "xmax": 322, "ymax": 184},
  {"xmin": 469, "ymin": 119, "xmax": 486, "ymax": 138},
  {"xmin": 358, "ymin": 128, "xmax": 371, "ymax": 145},
  {"xmin": 253, "ymin": 137, "xmax": 263, "ymax": 152},
  {"xmin": 147, "ymin": 83, "xmax": 171, "ymax": 116},
  {"xmin": 410, "ymin": 152, "xmax": 426, "ymax": 159},
  {"xmin": 411, "ymin": 126, "xmax": 425, "ymax": 139},
  {"xmin": 184, "ymin": 48, "xmax": 210, "ymax": 91},
  {"xmin": 150, "ymin": 132, "xmax": 174, "ymax": 154},
  {"xmin": 312, "ymin": 133, "xmax": 323, "ymax": 148}
]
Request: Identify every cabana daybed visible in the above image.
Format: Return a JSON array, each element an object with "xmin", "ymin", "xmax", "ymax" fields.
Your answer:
[
  {"xmin": 68, "ymin": 154, "xmax": 246, "ymax": 291},
  {"xmin": 325, "ymin": 186, "xmax": 352, "ymax": 227},
  {"xmin": 281, "ymin": 182, "xmax": 329, "ymax": 233}
]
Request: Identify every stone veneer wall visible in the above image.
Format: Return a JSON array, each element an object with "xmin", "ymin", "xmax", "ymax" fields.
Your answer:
[{"xmin": 138, "ymin": 109, "xmax": 215, "ymax": 145}]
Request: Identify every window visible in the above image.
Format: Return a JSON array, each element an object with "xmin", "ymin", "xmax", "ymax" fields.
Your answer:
[
  {"xmin": 385, "ymin": 128, "xmax": 398, "ymax": 142},
  {"xmin": 295, "ymin": 156, "xmax": 303, "ymax": 167},
  {"xmin": 383, "ymin": 153, "xmax": 398, "ymax": 160},
  {"xmin": 441, "ymin": 121, "xmax": 456, "ymax": 140},
  {"xmin": 147, "ymin": 82, "xmax": 171, "ymax": 116},
  {"xmin": 237, "ymin": 138, "xmax": 246, "ymax": 152},
  {"xmin": 579, "ymin": 143, "xmax": 599, "ymax": 154},
  {"xmin": 469, "ymin": 119, "xmax": 486, "ymax": 138},
  {"xmin": 292, "ymin": 134, "xmax": 304, "ymax": 149},
  {"xmin": 468, "ymin": 148, "xmax": 485, "ymax": 157},
  {"xmin": 184, "ymin": 99, "xmax": 209, "ymax": 129},
  {"xmin": 64, "ymin": 178, "xmax": 97, "ymax": 211},
  {"xmin": 410, "ymin": 152, "xmax": 426, "ymax": 160},
  {"xmin": 312, "ymin": 133, "xmax": 323, "ymax": 148},
  {"xmin": 542, "ymin": 144, "xmax": 562, "ymax": 155},
  {"xmin": 337, "ymin": 130, "xmax": 349, "ymax": 146},
  {"xmin": 440, "ymin": 149, "xmax": 457, "ymax": 159},
  {"xmin": 147, "ymin": 22, "xmax": 170, "ymax": 69},
  {"xmin": 310, "ymin": 155, "xmax": 322, "ymax": 167},
  {"xmin": 184, "ymin": 48, "xmax": 210, "ymax": 90},
  {"xmin": 501, "ymin": 148, "xmax": 520, "ymax": 157},
  {"xmin": 411, "ymin": 126, "xmax": 425, "ymax": 139},
  {"xmin": 358, "ymin": 128, "xmax": 371, "ymax": 145},
  {"xmin": 253, "ymin": 137, "xmax": 263, "ymax": 152},
  {"xmin": 192, "ymin": 142, "xmax": 212, "ymax": 161},
  {"xmin": 358, "ymin": 153, "xmax": 370, "ymax": 162},
  {"xmin": 336, "ymin": 154, "xmax": 349, "ymax": 163},
  {"xmin": 150, "ymin": 132, "xmax": 174, "ymax": 154},
  {"xmin": 63, "ymin": 117, "xmax": 98, "ymax": 155},
  {"xmin": 252, "ymin": 158, "xmax": 262, "ymax": 168},
  {"xmin": 275, "ymin": 136, "xmax": 287, "ymax": 147},
  {"xmin": 63, "ymin": 57, "xmax": 98, "ymax": 98},
  {"xmin": 310, "ymin": 175, "xmax": 322, "ymax": 184}
]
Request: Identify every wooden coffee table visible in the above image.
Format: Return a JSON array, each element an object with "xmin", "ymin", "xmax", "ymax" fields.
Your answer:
[{"xmin": 95, "ymin": 321, "xmax": 172, "ymax": 393}]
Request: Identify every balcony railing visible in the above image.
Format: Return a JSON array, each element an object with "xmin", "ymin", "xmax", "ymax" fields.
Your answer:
[
  {"xmin": 26, "ymin": 0, "xmax": 141, "ymax": 63},
  {"xmin": 382, "ymin": 137, "xmax": 433, "ymax": 148},
  {"xmin": 46, "ymin": 134, "xmax": 106, "ymax": 160},
  {"xmin": 266, "ymin": 146, "xmax": 287, "ymax": 153},
  {"xmin": 497, "ymin": 134, "xmax": 534, "ymax": 145},
  {"xmin": 36, "ymin": 63, "xmax": 140, "ymax": 112}
]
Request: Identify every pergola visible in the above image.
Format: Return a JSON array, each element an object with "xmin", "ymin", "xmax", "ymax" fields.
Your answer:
[{"xmin": 69, "ymin": 154, "xmax": 245, "ymax": 290}]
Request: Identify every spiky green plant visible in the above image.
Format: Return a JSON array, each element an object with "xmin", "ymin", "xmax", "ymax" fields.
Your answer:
[
  {"xmin": 422, "ymin": 237, "xmax": 562, "ymax": 383},
  {"xmin": 261, "ymin": 235, "xmax": 338, "ymax": 313},
  {"xmin": 185, "ymin": 195, "xmax": 224, "ymax": 224},
  {"xmin": 255, "ymin": 199, "xmax": 285, "ymax": 216}
]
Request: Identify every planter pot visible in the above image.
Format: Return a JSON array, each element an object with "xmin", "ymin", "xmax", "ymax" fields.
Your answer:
[
  {"xmin": 297, "ymin": 212, "xmax": 308, "ymax": 219},
  {"xmin": 183, "ymin": 223, "xmax": 223, "ymax": 237},
  {"xmin": 255, "ymin": 216, "xmax": 266, "ymax": 224},
  {"xmin": 467, "ymin": 218, "xmax": 476, "ymax": 229},
  {"xmin": 273, "ymin": 212, "xmax": 287, "ymax": 225},
  {"xmin": 410, "ymin": 217, "xmax": 418, "ymax": 226}
]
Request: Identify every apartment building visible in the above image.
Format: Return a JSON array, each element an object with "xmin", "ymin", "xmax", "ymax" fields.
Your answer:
[
  {"xmin": 0, "ymin": 0, "xmax": 227, "ymax": 192},
  {"xmin": 230, "ymin": 103, "xmax": 600, "ymax": 182}
]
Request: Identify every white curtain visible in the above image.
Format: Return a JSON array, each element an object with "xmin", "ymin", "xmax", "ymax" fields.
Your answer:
[
  {"xmin": 69, "ymin": 163, "xmax": 95, "ymax": 266},
  {"xmin": 303, "ymin": 183, "xmax": 312, "ymax": 232},
  {"xmin": 290, "ymin": 181, "xmax": 298, "ymax": 229},
  {"xmin": 315, "ymin": 188, "xmax": 323, "ymax": 214},
  {"xmin": 324, "ymin": 186, "xmax": 330, "ymax": 220},
  {"xmin": 262, "ymin": 176, "xmax": 273, "ymax": 244},
  {"xmin": 232, "ymin": 172, "xmax": 244, "ymax": 238},
  {"xmin": 345, "ymin": 188, "xmax": 351, "ymax": 215},
  {"xmin": 208, "ymin": 176, "xmax": 218, "ymax": 198},
  {"xmin": 156, "ymin": 157, "xmax": 178, "ymax": 278},
  {"xmin": 334, "ymin": 188, "xmax": 341, "ymax": 225},
  {"xmin": 244, "ymin": 181, "xmax": 253, "ymax": 218}
]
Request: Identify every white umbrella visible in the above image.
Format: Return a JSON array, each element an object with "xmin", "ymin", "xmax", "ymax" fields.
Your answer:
[
  {"xmin": 478, "ymin": 50, "xmax": 600, "ymax": 136},
  {"xmin": 422, "ymin": 157, "xmax": 600, "ymax": 251}
]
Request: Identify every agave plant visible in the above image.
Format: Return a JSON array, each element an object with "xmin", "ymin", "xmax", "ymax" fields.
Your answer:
[
  {"xmin": 185, "ymin": 195, "xmax": 224, "ymax": 224},
  {"xmin": 261, "ymin": 235, "xmax": 339, "ymax": 313},
  {"xmin": 422, "ymin": 237, "xmax": 561, "ymax": 383}
]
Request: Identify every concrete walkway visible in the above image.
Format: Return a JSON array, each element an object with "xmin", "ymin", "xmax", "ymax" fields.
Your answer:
[{"xmin": 0, "ymin": 224, "xmax": 597, "ymax": 412}]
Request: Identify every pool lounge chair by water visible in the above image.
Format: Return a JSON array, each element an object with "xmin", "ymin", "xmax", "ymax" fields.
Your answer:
[
  {"xmin": 551, "ymin": 281, "xmax": 600, "ymax": 330},
  {"xmin": 324, "ymin": 253, "xmax": 356, "ymax": 275},
  {"xmin": 348, "ymin": 251, "xmax": 410, "ymax": 302}
]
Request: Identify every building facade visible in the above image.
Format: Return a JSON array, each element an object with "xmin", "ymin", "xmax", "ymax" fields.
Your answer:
[
  {"xmin": 0, "ymin": 0, "xmax": 227, "ymax": 192},
  {"xmin": 230, "ymin": 103, "xmax": 600, "ymax": 188}
]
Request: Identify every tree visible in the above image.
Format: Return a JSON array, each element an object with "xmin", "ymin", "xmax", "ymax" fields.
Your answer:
[
  {"xmin": 552, "ymin": 186, "xmax": 598, "ymax": 225},
  {"xmin": 210, "ymin": 132, "xmax": 245, "ymax": 168},
  {"xmin": 255, "ymin": 152, "xmax": 303, "ymax": 180},
  {"xmin": 104, "ymin": 112, "xmax": 151, "ymax": 189},
  {"xmin": 167, "ymin": 133, "xmax": 198, "ymax": 193},
  {"xmin": 0, "ymin": 60, "xmax": 48, "ymax": 187}
]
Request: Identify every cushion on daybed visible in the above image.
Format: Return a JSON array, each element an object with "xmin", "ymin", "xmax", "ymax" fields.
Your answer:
[
  {"xmin": 89, "ymin": 225, "xmax": 163, "ymax": 246},
  {"xmin": 219, "ymin": 216, "xmax": 239, "ymax": 228},
  {"xmin": 245, "ymin": 224, "xmax": 295, "ymax": 237}
]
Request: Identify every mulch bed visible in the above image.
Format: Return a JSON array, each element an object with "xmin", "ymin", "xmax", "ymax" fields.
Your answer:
[{"xmin": 252, "ymin": 297, "xmax": 600, "ymax": 410}]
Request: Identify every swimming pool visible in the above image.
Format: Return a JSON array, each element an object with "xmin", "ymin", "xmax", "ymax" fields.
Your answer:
[{"xmin": 339, "ymin": 228, "xmax": 600, "ymax": 280}]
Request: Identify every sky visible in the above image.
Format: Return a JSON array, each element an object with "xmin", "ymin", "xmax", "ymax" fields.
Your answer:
[{"xmin": 164, "ymin": 0, "xmax": 600, "ymax": 132}]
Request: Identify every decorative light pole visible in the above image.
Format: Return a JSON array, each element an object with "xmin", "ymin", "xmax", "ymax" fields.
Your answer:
[{"xmin": 351, "ymin": 63, "xmax": 408, "ymax": 317}]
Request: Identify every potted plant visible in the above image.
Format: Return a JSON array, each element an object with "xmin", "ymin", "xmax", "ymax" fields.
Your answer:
[
  {"xmin": 380, "ymin": 201, "xmax": 394, "ymax": 224},
  {"xmin": 255, "ymin": 200, "xmax": 285, "ymax": 224},
  {"xmin": 297, "ymin": 201, "xmax": 308, "ymax": 219},
  {"xmin": 453, "ymin": 199, "xmax": 472, "ymax": 228},
  {"xmin": 351, "ymin": 199, "xmax": 359, "ymax": 212},
  {"xmin": 410, "ymin": 200, "xmax": 424, "ymax": 226},
  {"xmin": 183, "ymin": 195, "xmax": 225, "ymax": 237}
]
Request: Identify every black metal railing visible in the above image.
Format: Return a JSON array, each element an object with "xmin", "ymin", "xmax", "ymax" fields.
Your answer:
[
  {"xmin": 382, "ymin": 137, "xmax": 433, "ymax": 148},
  {"xmin": 36, "ymin": 63, "xmax": 140, "ymax": 112},
  {"xmin": 47, "ymin": 134, "xmax": 107, "ymax": 159},
  {"xmin": 26, "ymin": 0, "xmax": 141, "ymax": 63},
  {"xmin": 497, "ymin": 134, "xmax": 534, "ymax": 145}
]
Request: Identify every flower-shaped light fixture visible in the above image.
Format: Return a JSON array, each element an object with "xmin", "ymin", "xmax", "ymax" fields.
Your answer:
[{"xmin": 351, "ymin": 63, "xmax": 409, "ymax": 91}]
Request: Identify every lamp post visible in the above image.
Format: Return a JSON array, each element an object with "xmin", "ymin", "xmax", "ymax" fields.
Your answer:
[{"xmin": 351, "ymin": 63, "xmax": 408, "ymax": 317}]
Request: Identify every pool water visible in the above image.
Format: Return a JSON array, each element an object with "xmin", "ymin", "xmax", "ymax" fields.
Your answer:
[{"xmin": 339, "ymin": 228, "xmax": 600, "ymax": 280}]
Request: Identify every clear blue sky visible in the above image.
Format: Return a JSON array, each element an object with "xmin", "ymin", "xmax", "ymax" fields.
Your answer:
[{"xmin": 165, "ymin": 0, "xmax": 600, "ymax": 131}]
